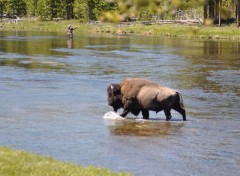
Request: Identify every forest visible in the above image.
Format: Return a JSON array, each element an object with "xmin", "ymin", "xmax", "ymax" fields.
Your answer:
[{"xmin": 0, "ymin": 0, "xmax": 240, "ymax": 26}]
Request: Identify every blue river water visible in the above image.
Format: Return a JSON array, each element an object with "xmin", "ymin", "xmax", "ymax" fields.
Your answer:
[{"xmin": 0, "ymin": 30, "xmax": 239, "ymax": 175}]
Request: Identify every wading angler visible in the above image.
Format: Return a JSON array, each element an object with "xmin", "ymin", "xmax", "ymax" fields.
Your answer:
[{"xmin": 67, "ymin": 24, "xmax": 77, "ymax": 38}]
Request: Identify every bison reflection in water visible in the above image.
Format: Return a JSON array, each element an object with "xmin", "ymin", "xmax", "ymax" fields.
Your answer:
[
  {"xmin": 107, "ymin": 78, "xmax": 186, "ymax": 121},
  {"xmin": 107, "ymin": 120, "xmax": 185, "ymax": 136}
]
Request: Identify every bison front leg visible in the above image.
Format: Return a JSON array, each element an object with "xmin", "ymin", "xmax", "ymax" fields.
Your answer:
[
  {"xmin": 142, "ymin": 109, "xmax": 149, "ymax": 119},
  {"xmin": 164, "ymin": 109, "xmax": 172, "ymax": 121},
  {"xmin": 120, "ymin": 99, "xmax": 131, "ymax": 118},
  {"xmin": 120, "ymin": 109, "xmax": 129, "ymax": 117}
]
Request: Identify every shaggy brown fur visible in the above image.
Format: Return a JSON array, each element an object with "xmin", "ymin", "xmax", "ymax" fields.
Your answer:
[{"xmin": 120, "ymin": 78, "xmax": 158, "ymax": 101}]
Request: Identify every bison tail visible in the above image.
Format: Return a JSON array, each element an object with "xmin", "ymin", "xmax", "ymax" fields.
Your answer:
[
  {"xmin": 176, "ymin": 92, "xmax": 185, "ymax": 110},
  {"xmin": 176, "ymin": 92, "xmax": 186, "ymax": 121}
]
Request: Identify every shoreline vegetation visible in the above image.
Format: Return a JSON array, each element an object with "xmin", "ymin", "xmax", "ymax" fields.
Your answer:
[
  {"xmin": 0, "ymin": 146, "xmax": 131, "ymax": 176},
  {"xmin": 1, "ymin": 20, "xmax": 240, "ymax": 40}
]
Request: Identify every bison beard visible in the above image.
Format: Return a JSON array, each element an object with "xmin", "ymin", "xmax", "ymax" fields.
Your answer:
[{"xmin": 107, "ymin": 78, "xmax": 186, "ymax": 121}]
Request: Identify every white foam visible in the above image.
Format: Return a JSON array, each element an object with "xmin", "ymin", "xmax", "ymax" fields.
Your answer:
[{"xmin": 103, "ymin": 111, "xmax": 124, "ymax": 120}]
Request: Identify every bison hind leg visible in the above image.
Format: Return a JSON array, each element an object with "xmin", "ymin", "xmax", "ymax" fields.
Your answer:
[
  {"xmin": 176, "ymin": 107, "xmax": 186, "ymax": 121},
  {"xmin": 173, "ymin": 106, "xmax": 186, "ymax": 121},
  {"xmin": 175, "ymin": 92, "xmax": 186, "ymax": 121}
]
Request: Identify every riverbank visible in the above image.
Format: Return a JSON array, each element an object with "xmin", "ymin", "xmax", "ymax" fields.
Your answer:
[
  {"xmin": 0, "ymin": 147, "xmax": 131, "ymax": 176},
  {"xmin": 1, "ymin": 19, "xmax": 240, "ymax": 40}
]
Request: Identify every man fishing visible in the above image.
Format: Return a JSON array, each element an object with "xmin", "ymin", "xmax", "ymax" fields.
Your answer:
[{"xmin": 67, "ymin": 24, "xmax": 77, "ymax": 38}]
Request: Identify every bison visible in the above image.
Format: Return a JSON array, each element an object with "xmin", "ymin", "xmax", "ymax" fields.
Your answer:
[{"xmin": 107, "ymin": 78, "xmax": 186, "ymax": 121}]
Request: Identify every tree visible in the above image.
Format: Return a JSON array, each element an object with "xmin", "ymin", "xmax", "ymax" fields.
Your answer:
[
  {"xmin": 203, "ymin": 0, "xmax": 236, "ymax": 26},
  {"xmin": 35, "ymin": 0, "xmax": 51, "ymax": 20},
  {"xmin": 94, "ymin": 0, "xmax": 117, "ymax": 18},
  {"xmin": 0, "ymin": 0, "xmax": 238, "ymax": 24},
  {"xmin": 65, "ymin": 0, "xmax": 74, "ymax": 20},
  {"xmin": 73, "ymin": 0, "xmax": 89, "ymax": 20},
  {"xmin": 235, "ymin": 0, "xmax": 240, "ymax": 26},
  {"xmin": 50, "ymin": 0, "xmax": 66, "ymax": 19},
  {"xmin": 26, "ymin": 0, "xmax": 38, "ymax": 17},
  {"xmin": 0, "ymin": 0, "xmax": 6, "ymax": 17},
  {"xmin": 4, "ymin": 0, "xmax": 26, "ymax": 17},
  {"xmin": 102, "ymin": 0, "xmax": 205, "ymax": 22},
  {"xmin": 73, "ymin": 0, "xmax": 117, "ymax": 21}
]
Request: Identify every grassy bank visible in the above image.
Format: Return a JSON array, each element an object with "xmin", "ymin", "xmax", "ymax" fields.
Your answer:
[
  {"xmin": 0, "ymin": 147, "xmax": 131, "ymax": 176},
  {"xmin": 1, "ymin": 19, "xmax": 240, "ymax": 40}
]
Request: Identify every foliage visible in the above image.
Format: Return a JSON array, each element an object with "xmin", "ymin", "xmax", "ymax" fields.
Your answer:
[
  {"xmin": 73, "ymin": 0, "xmax": 89, "ymax": 21},
  {"xmin": 25, "ymin": 0, "xmax": 37, "ymax": 17},
  {"xmin": 2, "ymin": 19, "xmax": 240, "ymax": 40},
  {"xmin": 102, "ymin": 0, "xmax": 205, "ymax": 21},
  {"xmin": 0, "ymin": 147, "xmax": 131, "ymax": 176},
  {"xmin": 35, "ymin": 0, "xmax": 49, "ymax": 20},
  {"xmin": 0, "ymin": 0, "xmax": 237, "ymax": 25},
  {"xmin": 1, "ymin": 0, "xmax": 26, "ymax": 17},
  {"xmin": 0, "ymin": 0, "xmax": 117, "ymax": 21}
]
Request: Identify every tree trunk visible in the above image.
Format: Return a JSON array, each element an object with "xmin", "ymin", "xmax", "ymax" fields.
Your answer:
[
  {"xmin": 237, "ymin": 0, "xmax": 240, "ymax": 27},
  {"xmin": 203, "ymin": 0, "xmax": 208, "ymax": 25},
  {"xmin": 209, "ymin": 0, "xmax": 215, "ymax": 18},
  {"xmin": 217, "ymin": 0, "xmax": 222, "ymax": 27}
]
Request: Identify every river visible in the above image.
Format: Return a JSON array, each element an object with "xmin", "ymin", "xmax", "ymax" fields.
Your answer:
[{"xmin": 0, "ymin": 30, "xmax": 239, "ymax": 176}]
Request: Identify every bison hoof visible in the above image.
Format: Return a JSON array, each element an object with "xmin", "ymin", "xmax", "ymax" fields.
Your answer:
[{"xmin": 166, "ymin": 116, "xmax": 172, "ymax": 121}]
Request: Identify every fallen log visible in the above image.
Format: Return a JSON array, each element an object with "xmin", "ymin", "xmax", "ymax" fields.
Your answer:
[{"xmin": 158, "ymin": 19, "xmax": 202, "ymax": 24}]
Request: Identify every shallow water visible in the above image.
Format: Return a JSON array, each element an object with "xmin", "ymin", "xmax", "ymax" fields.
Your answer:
[{"xmin": 0, "ymin": 30, "xmax": 239, "ymax": 176}]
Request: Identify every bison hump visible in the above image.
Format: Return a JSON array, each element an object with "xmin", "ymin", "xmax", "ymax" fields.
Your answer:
[{"xmin": 120, "ymin": 78, "xmax": 159, "ymax": 99}]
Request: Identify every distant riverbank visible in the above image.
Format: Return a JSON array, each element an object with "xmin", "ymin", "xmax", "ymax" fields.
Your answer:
[{"xmin": 1, "ymin": 19, "xmax": 240, "ymax": 40}]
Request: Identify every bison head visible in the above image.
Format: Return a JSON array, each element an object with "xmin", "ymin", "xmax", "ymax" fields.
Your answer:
[{"xmin": 107, "ymin": 84, "xmax": 123, "ymax": 112}]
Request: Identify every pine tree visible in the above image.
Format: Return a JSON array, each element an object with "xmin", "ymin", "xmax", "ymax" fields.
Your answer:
[
  {"xmin": 26, "ymin": 0, "xmax": 38, "ymax": 17},
  {"xmin": 73, "ymin": 0, "xmax": 89, "ymax": 21}
]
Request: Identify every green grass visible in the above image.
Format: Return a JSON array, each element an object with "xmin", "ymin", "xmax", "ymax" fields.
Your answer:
[
  {"xmin": 1, "ymin": 19, "xmax": 240, "ymax": 40},
  {"xmin": 0, "ymin": 147, "xmax": 131, "ymax": 176},
  {"xmin": 98, "ymin": 23, "xmax": 240, "ymax": 40},
  {"xmin": 0, "ymin": 20, "xmax": 87, "ymax": 33}
]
